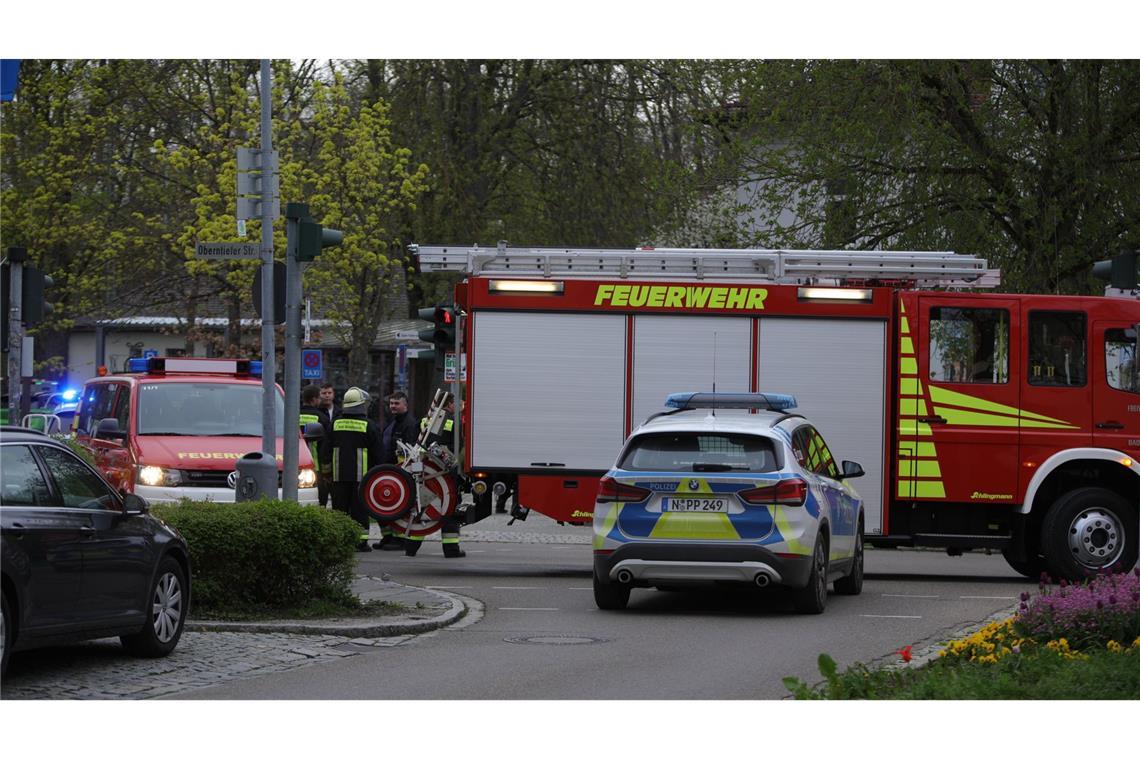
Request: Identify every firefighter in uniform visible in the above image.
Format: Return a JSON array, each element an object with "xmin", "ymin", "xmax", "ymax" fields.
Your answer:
[
  {"xmin": 330, "ymin": 387, "xmax": 384, "ymax": 552},
  {"xmin": 405, "ymin": 395, "xmax": 466, "ymax": 558},
  {"xmin": 299, "ymin": 384, "xmax": 332, "ymax": 507}
]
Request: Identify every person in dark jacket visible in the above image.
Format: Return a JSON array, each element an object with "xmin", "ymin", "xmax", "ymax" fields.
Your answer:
[
  {"xmin": 300, "ymin": 384, "xmax": 333, "ymax": 507},
  {"xmin": 372, "ymin": 390, "xmax": 421, "ymax": 551},
  {"xmin": 330, "ymin": 386, "xmax": 384, "ymax": 552}
]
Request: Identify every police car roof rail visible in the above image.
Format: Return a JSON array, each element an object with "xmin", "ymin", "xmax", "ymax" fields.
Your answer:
[{"xmin": 409, "ymin": 242, "xmax": 1000, "ymax": 287}]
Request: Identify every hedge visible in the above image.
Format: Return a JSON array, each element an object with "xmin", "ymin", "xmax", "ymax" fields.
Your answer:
[{"xmin": 152, "ymin": 499, "xmax": 360, "ymax": 615}]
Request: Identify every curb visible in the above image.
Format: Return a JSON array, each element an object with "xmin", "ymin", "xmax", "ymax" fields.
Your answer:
[{"xmin": 185, "ymin": 589, "xmax": 468, "ymax": 638}]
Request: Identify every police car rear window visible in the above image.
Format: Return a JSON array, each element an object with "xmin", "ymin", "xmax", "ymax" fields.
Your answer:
[{"xmin": 619, "ymin": 432, "xmax": 779, "ymax": 472}]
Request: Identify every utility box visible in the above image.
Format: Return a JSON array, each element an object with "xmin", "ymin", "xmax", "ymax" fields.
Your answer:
[{"xmin": 235, "ymin": 451, "xmax": 278, "ymax": 502}]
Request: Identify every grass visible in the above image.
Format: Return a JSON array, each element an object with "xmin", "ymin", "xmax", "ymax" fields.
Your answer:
[{"xmin": 785, "ymin": 568, "xmax": 1140, "ymax": 699}]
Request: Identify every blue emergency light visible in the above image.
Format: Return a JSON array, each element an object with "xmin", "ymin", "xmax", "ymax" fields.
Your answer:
[
  {"xmin": 61, "ymin": 388, "xmax": 78, "ymax": 401},
  {"xmin": 664, "ymin": 392, "xmax": 798, "ymax": 412}
]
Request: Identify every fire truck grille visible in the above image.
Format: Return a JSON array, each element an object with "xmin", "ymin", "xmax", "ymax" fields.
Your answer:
[{"xmin": 183, "ymin": 470, "xmax": 283, "ymax": 488}]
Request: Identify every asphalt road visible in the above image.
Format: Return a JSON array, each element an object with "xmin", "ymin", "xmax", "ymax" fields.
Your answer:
[{"xmin": 175, "ymin": 540, "xmax": 1037, "ymax": 700}]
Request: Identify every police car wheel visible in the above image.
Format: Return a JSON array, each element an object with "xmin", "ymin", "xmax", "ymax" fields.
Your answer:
[
  {"xmin": 793, "ymin": 535, "xmax": 828, "ymax": 614},
  {"xmin": 593, "ymin": 570, "xmax": 630, "ymax": 611},
  {"xmin": 834, "ymin": 520, "xmax": 863, "ymax": 596},
  {"xmin": 121, "ymin": 557, "xmax": 186, "ymax": 658},
  {"xmin": 1041, "ymin": 487, "xmax": 1137, "ymax": 582}
]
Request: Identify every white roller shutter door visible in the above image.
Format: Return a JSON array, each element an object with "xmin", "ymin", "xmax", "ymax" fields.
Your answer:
[
  {"xmin": 631, "ymin": 315, "xmax": 752, "ymax": 428},
  {"xmin": 471, "ymin": 312, "xmax": 626, "ymax": 470},
  {"xmin": 757, "ymin": 318, "xmax": 887, "ymax": 534}
]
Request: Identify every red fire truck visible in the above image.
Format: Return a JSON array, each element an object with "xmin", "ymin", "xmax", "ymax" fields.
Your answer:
[{"xmin": 414, "ymin": 244, "xmax": 1140, "ymax": 581}]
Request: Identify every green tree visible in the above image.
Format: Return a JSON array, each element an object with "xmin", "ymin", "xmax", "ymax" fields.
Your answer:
[
  {"xmin": 297, "ymin": 74, "xmax": 429, "ymax": 385},
  {"xmin": 722, "ymin": 60, "xmax": 1140, "ymax": 293}
]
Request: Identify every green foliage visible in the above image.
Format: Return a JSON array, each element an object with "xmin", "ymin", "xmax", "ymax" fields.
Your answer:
[
  {"xmin": 786, "ymin": 647, "xmax": 1140, "ymax": 700},
  {"xmin": 151, "ymin": 498, "xmax": 359, "ymax": 616}
]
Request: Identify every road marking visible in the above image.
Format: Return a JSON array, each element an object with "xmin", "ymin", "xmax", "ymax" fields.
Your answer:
[
  {"xmin": 859, "ymin": 614, "xmax": 923, "ymax": 619},
  {"xmin": 426, "ymin": 586, "xmax": 473, "ymax": 590},
  {"xmin": 959, "ymin": 595, "xmax": 1016, "ymax": 600},
  {"xmin": 881, "ymin": 594, "xmax": 940, "ymax": 599},
  {"xmin": 492, "ymin": 586, "xmax": 543, "ymax": 590},
  {"xmin": 569, "ymin": 587, "xmax": 593, "ymax": 590},
  {"xmin": 499, "ymin": 607, "xmax": 559, "ymax": 611}
]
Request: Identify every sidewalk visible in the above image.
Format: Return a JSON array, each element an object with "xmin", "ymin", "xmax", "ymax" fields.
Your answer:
[{"xmin": 187, "ymin": 511, "xmax": 587, "ymax": 638}]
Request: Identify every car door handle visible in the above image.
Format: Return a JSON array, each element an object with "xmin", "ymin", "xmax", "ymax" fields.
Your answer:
[
  {"xmin": 919, "ymin": 415, "xmax": 947, "ymax": 424},
  {"xmin": 80, "ymin": 526, "xmax": 96, "ymax": 537},
  {"xmin": 8, "ymin": 522, "xmax": 26, "ymax": 538},
  {"xmin": 1096, "ymin": 421, "xmax": 1125, "ymax": 430}
]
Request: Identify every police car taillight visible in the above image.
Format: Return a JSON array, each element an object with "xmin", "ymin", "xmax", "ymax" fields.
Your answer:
[
  {"xmin": 596, "ymin": 477, "xmax": 651, "ymax": 503},
  {"xmin": 739, "ymin": 478, "xmax": 807, "ymax": 506}
]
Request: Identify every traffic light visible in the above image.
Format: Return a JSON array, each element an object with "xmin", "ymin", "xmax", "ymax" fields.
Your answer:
[
  {"xmin": 22, "ymin": 266, "xmax": 53, "ymax": 324},
  {"xmin": 417, "ymin": 305, "xmax": 456, "ymax": 355},
  {"xmin": 1093, "ymin": 250, "xmax": 1138, "ymax": 290},
  {"xmin": 297, "ymin": 219, "xmax": 344, "ymax": 262},
  {"xmin": 285, "ymin": 202, "xmax": 344, "ymax": 262}
]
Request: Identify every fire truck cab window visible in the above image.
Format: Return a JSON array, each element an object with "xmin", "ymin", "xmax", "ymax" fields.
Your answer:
[
  {"xmin": 1028, "ymin": 312, "xmax": 1087, "ymax": 387},
  {"xmin": 1105, "ymin": 327, "xmax": 1139, "ymax": 394},
  {"xmin": 928, "ymin": 307, "xmax": 1009, "ymax": 384}
]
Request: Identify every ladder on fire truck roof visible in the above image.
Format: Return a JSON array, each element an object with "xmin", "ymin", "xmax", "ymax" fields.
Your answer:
[{"xmin": 409, "ymin": 242, "xmax": 1002, "ymax": 288}]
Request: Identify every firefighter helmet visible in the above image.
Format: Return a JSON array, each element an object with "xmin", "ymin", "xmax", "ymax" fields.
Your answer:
[{"xmin": 342, "ymin": 386, "xmax": 370, "ymax": 410}]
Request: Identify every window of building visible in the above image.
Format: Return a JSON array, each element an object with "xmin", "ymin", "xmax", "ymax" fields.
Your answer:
[
  {"xmin": 1028, "ymin": 311, "xmax": 1087, "ymax": 386},
  {"xmin": 928, "ymin": 307, "xmax": 1010, "ymax": 384}
]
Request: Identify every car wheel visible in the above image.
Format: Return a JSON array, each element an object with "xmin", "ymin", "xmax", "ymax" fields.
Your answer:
[
  {"xmin": 2, "ymin": 591, "xmax": 12, "ymax": 677},
  {"xmin": 793, "ymin": 535, "xmax": 829, "ymax": 614},
  {"xmin": 593, "ymin": 569, "xmax": 630, "ymax": 611},
  {"xmin": 121, "ymin": 557, "xmax": 187, "ymax": 658},
  {"xmin": 1041, "ymin": 487, "xmax": 1137, "ymax": 582},
  {"xmin": 834, "ymin": 521, "xmax": 863, "ymax": 596}
]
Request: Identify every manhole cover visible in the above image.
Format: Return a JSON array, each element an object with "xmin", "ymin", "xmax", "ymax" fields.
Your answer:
[{"xmin": 504, "ymin": 635, "xmax": 609, "ymax": 646}]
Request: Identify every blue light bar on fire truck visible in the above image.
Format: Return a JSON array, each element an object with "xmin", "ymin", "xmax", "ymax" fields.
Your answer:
[
  {"xmin": 126, "ymin": 357, "xmax": 263, "ymax": 377},
  {"xmin": 664, "ymin": 392, "xmax": 798, "ymax": 412}
]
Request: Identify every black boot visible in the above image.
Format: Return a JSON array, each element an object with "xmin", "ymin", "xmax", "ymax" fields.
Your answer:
[
  {"xmin": 443, "ymin": 544, "xmax": 466, "ymax": 558},
  {"xmin": 373, "ymin": 534, "xmax": 404, "ymax": 551},
  {"xmin": 356, "ymin": 540, "xmax": 373, "ymax": 552},
  {"xmin": 404, "ymin": 540, "xmax": 422, "ymax": 557}
]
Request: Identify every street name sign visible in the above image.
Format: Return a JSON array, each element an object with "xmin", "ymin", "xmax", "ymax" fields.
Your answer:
[{"xmin": 196, "ymin": 242, "xmax": 266, "ymax": 261}]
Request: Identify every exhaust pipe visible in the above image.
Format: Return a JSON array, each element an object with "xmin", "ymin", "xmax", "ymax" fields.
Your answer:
[
  {"xmin": 615, "ymin": 569, "xmax": 634, "ymax": 585},
  {"xmin": 754, "ymin": 572, "xmax": 771, "ymax": 588}
]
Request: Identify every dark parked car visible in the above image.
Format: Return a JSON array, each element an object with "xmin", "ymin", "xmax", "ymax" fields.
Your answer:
[{"xmin": 1, "ymin": 427, "xmax": 191, "ymax": 675}]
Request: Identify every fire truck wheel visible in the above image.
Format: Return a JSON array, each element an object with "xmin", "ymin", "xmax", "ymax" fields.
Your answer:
[
  {"xmin": 593, "ymin": 570, "xmax": 630, "ymax": 611},
  {"xmin": 1041, "ymin": 487, "xmax": 1137, "ymax": 582},
  {"xmin": 793, "ymin": 534, "xmax": 829, "ymax": 614},
  {"xmin": 834, "ymin": 520, "xmax": 864, "ymax": 596},
  {"xmin": 1000, "ymin": 547, "xmax": 1047, "ymax": 579}
]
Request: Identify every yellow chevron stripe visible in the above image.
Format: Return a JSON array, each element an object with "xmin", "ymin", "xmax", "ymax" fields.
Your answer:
[
  {"xmin": 901, "ymin": 316, "xmax": 910, "ymax": 334},
  {"xmin": 899, "ymin": 442, "xmax": 939, "ymax": 458},
  {"xmin": 899, "ymin": 378, "xmax": 923, "ymax": 396},
  {"xmin": 593, "ymin": 504, "xmax": 621, "ymax": 549},
  {"xmin": 898, "ymin": 421, "xmax": 933, "ymax": 437},
  {"xmin": 928, "ymin": 385, "xmax": 1077, "ymax": 428},
  {"xmin": 899, "ymin": 357, "xmax": 918, "ymax": 375},
  {"xmin": 901, "ymin": 337, "xmax": 915, "ymax": 355},
  {"xmin": 899, "ymin": 460, "xmax": 943, "ymax": 478},
  {"xmin": 898, "ymin": 480, "xmax": 946, "ymax": 498},
  {"xmin": 899, "ymin": 397, "xmax": 929, "ymax": 416}
]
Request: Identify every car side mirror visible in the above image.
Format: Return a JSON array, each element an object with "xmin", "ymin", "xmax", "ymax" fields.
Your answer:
[
  {"xmin": 122, "ymin": 492, "xmax": 149, "ymax": 515},
  {"xmin": 302, "ymin": 421, "xmax": 325, "ymax": 441},
  {"xmin": 96, "ymin": 417, "xmax": 127, "ymax": 442},
  {"xmin": 839, "ymin": 460, "xmax": 865, "ymax": 480}
]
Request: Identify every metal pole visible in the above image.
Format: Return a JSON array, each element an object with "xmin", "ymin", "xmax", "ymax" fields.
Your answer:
[
  {"xmin": 259, "ymin": 59, "xmax": 277, "ymax": 475},
  {"xmin": 282, "ymin": 215, "xmax": 303, "ymax": 503},
  {"xmin": 7, "ymin": 254, "xmax": 23, "ymax": 424}
]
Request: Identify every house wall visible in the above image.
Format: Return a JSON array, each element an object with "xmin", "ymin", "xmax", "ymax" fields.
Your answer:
[{"xmin": 66, "ymin": 331, "xmax": 206, "ymax": 385}]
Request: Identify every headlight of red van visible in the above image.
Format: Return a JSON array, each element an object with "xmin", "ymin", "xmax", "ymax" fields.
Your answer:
[{"xmin": 137, "ymin": 465, "xmax": 183, "ymax": 487}]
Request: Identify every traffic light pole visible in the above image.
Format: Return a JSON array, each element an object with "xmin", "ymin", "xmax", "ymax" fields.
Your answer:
[
  {"xmin": 6, "ymin": 251, "xmax": 22, "ymax": 424},
  {"xmin": 258, "ymin": 59, "xmax": 277, "ymax": 469},
  {"xmin": 282, "ymin": 211, "xmax": 303, "ymax": 503}
]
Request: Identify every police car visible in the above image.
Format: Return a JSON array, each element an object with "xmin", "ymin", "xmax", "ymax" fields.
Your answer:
[{"xmin": 592, "ymin": 392, "xmax": 866, "ymax": 614}]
